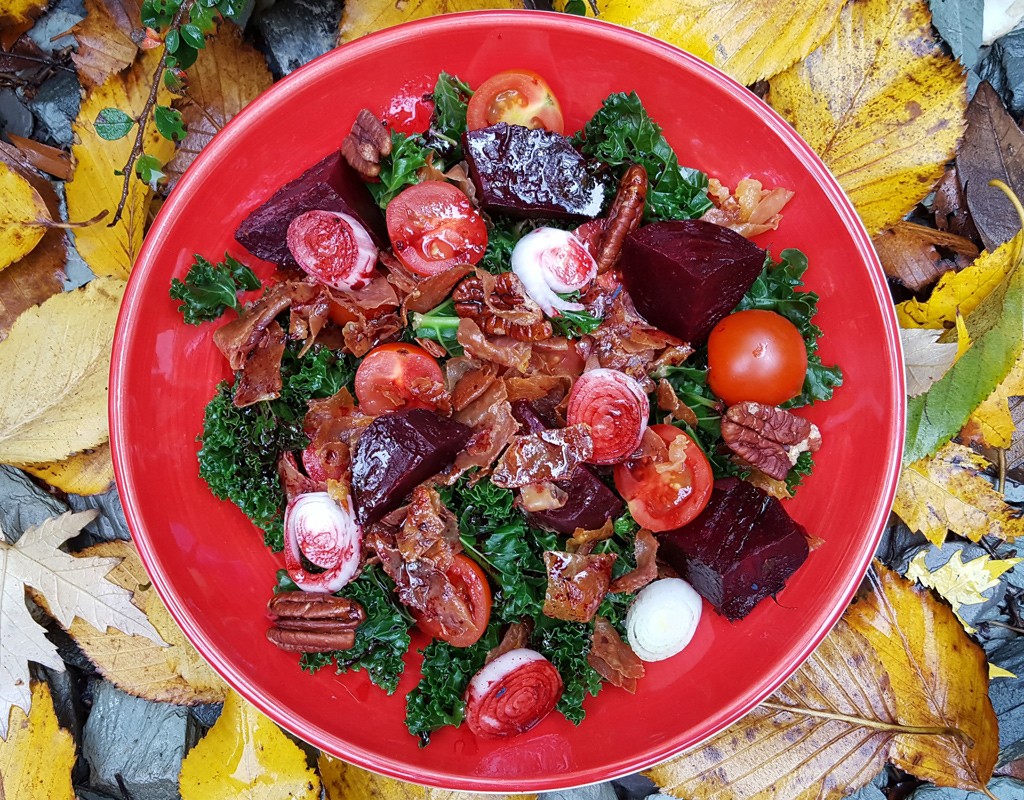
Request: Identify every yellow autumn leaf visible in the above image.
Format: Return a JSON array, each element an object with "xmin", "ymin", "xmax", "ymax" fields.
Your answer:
[
  {"xmin": 962, "ymin": 357, "xmax": 1024, "ymax": 448},
  {"xmin": 339, "ymin": 0, "xmax": 525, "ymax": 42},
  {"xmin": 179, "ymin": 691, "xmax": 320, "ymax": 800},
  {"xmin": 69, "ymin": 541, "xmax": 228, "ymax": 704},
  {"xmin": 0, "ymin": 161, "xmax": 50, "ymax": 272},
  {"xmin": 66, "ymin": 49, "xmax": 175, "ymax": 279},
  {"xmin": 892, "ymin": 441, "xmax": 1024, "ymax": 545},
  {"xmin": 990, "ymin": 664, "xmax": 1016, "ymax": 679},
  {"xmin": 897, "ymin": 234, "xmax": 1020, "ymax": 329},
  {"xmin": 560, "ymin": 0, "xmax": 845, "ymax": 86},
  {"xmin": 0, "ymin": 682, "xmax": 74, "ymax": 799},
  {"xmin": 0, "ymin": 278, "xmax": 125, "ymax": 466},
  {"xmin": 0, "ymin": 0, "xmax": 48, "ymax": 28},
  {"xmin": 22, "ymin": 442, "xmax": 115, "ymax": 495},
  {"xmin": 319, "ymin": 754, "xmax": 538, "ymax": 799},
  {"xmin": 905, "ymin": 548, "xmax": 1021, "ymax": 631},
  {"xmin": 767, "ymin": 0, "xmax": 966, "ymax": 234}
]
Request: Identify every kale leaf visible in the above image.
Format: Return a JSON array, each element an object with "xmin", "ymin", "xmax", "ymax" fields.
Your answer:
[
  {"xmin": 424, "ymin": 72, "xmax": 473, "ymax": 163},
  {"xmin": 197, "ymin": 343, "xmax": 355, "ymax": 550},
  {"xmin": 367, "ymin": 131, "xmax": 434, "ymax": 210},
  {"xmin": 736, "ymin": 248, "xmax": 843, "ymax": 407},
  {"xmin": 169, "ymin": 253, "xmax": 260, "ymax": 325},
  {"xmin": 551, "ymin": 293, "xmax": 603, "ymax": 338},
  {"xmin": 478, "ymin": 215, "xmax": 575, "ymax": 274},
  {"xmin": 405, "ymin": 621, "xmax": 501, "ymax": 744},
  {"xmin": 301, "ymin": 564, "xmax": 413, "ymax": 694},
  {"xmin": 534, "ymin": 616, "xmax": 602, "ymax": 724},
  {"xmin": 574, "ymin": 92, "xmax": 712, "ymax": 221}
]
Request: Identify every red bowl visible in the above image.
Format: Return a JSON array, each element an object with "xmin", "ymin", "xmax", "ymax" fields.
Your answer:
[{"xmin": 111, "ymin": 10, "xmax": 904, "ymax": 792}]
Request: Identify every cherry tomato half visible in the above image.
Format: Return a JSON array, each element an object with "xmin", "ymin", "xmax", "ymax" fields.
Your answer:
[
  {"xmin": 707, "ymin": 310, "xmax": 808, "ymax": 406},
  {"xmin": 415, "ymin": 554, "xmax": 493, "ymax": 648},
  {"xmin": 466, "ymin": 69, "xmax": 564, "ymax": 134},
  {"xmin": 354, "ymin": 343, "xmax": 444, "ymax": 415},
  {"xmin": 386, "ymin": 181, "xmax": 487, "ymax": 277},
  {"xmin": 614, "ymin": 425, "xmax": 713, "ymax": 533}
]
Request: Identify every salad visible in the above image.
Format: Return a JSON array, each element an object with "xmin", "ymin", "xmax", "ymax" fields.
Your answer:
[{"xmin": 170, "ymin": 69, "xmax": 842, "ymax": 744}]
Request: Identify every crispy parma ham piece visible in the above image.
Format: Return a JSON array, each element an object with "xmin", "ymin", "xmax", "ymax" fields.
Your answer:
[
  {"xmin": 542, "ymin": 551, "xmax": 616, "ymax": 623},
  {"xmin": 609, "ymin": 529, "xmax": 659, "ymax": 595},
  {"xmin": 232, "ymin": 320, "xmax": 287, "ymax": 407},
  {"xmin": 491, "ymin": 424, "xmax": 593, "ymax": 488},
  {"xmin": 214, "ymin": 280, "xmax": 319, "ymax": 370},
  {"xmin": 702, "ymin": 177, "xmax": 794, "ymax": 239},
  {"xmin": 588, "ymin": 616, "xmax": 645, "ymax": 693}
]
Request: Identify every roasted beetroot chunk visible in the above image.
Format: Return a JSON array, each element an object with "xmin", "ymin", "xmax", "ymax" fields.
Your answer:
[
  {"xmin": 658, "ymin": 478, "xmax": 809, "ymax": 620},
  {"xmin": 510, "ymin": 400, "xmax": 623, "ymax": 534},
  {"xmin": 235, "ymin": 151, "xmax": 388, "ymax": 266},
  {"xmin": 463, "ymin": 123, "xmax": 605, "ymax": 220},
  {"xmin": 351, "ymin": 409, "xmax": 471, "ymax": 525},
  {"xmin": 619, "ymin": 219, "xmax": 765, "ymax": 343}
]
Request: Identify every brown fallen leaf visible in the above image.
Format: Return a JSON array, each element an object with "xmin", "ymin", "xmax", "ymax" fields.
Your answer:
[
  {"xmin": 69, "ymin": 541, "xmax": 228, "ymax": 704},
  {"xmin": 0, "ymin": 278, "xmax": 124, "ymax": 466},
  {"xmin": 768, "ymin": 0, "xmax": 966, "ymax": 234},
  {"xmin": 649, "ymin": 566, "xmax": 998, "ymax": 799},
  {"xmin": 164, "ymin": 22, "xmax": 273, "ymax": 190},
  {"xmin": 318, "ymin": 755, "xmax": 538, "ymax": 799},
  {"xmin": 6, "ymin": 134, "xmax": 73, "ymax": 181},
  {"xmin": 847, "ymin": 565, "xmax": 998, "ymax": 791},
  {"xmin": 893, "ymin": 441, "xmax": 1024, "ymax": 544},
  {"xmin": 0, "ymin": 682, "xmax": 75, "ymax": 799},
  {"xmin": 934, "ymin": 165, "xmax": 980, "ymax": 241},
  {"xmin": 577, "ymin": 0, "xmax": 845, "ymax": 87},
  {"xmin": 69, "ymin": 0, "xmax": 141, "ymax": 88},
  {"xmin": 958, "ymin": 81, "xmax": 1024, "ymax": 252},
  {"xmin": 340, "ymin": 0, "xmax": 525, "ymax": 42},
  {"xmin": 22, "ymin": 442, "xmax": 116, "ymax": 495},
  {"xmin": 874, "ymin": 221, "xmax": 979, "ymax": 292}
]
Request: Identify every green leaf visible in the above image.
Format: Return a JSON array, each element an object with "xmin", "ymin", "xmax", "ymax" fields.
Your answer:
[
  {"xmin": 366, "ymin": 131, "xmax": 434, "ymax": 209},
  {"xmin": 215, "ymin": 0, "xmax": 247, "ymax": 22},
  {"xmin": 180, "ymin": 22, "xmax": 206, "ymax": 49},
  {"xmin": 173, "ymin": 41, "xmax": 199, "ymax": 69},
  {"xmin": 134, "ymin": 153, "xmax": 165, "ymax": 187},
  {"xmin": 189, "ymin": 1, "xmax": 218, "ymax": 33},
  {"xmin": 154, "ymin": 105, "xmax": 187, "ymax": 141},
  {"xmin": 141, "ymin": 0, "xmax": 177, "ymax": 29},
  {"xmin": 551, "ymin": 297, "xmax": 603, "ymax": 338},
  {"xmin": 169, "ymin": 253, "xmax": 261, "ymax": 324},
  {"xmin": 410, "ymin": 299, "xmax": 463, "ymax": 357},
  {"xmin": 164, "ymin": 27, "xmax": 180, "ymax": 53},
  {"xmin": 424, "ymin": 72, "xmax": 473, "ymax": 163},
  {"xmin": 562, "ymin": 0, "xmax": 588, "ymax": 14},
  {"xmin": 94, "ymin": 108, "xmax": 135, "ymax": 141},
  {"xmin": 164, "ymin": 68, "xmax": 186, "ymax": 92},
  {"xmin": 904, "ymin": 234, "xmax": 1024, "ymax": 463},
  {"xmin": 574, "ymin": 91, "xmax": 712, "ymax": 221},
  {"xmin": 534, "ymin": 616, "xmax": 602, "ymax": 724}
]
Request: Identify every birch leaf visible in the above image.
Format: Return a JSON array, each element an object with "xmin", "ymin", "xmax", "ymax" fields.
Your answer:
[
  {"xmin": 0, "ymin": 682, "xmax": 74, "ymax": 800},
  {"xmin": 66, "ymin": 49, "xmax": 175, "ymax": 279},
  {"xmin": 21, "ymin": 443, "xmax": 116, "ymax": 496},
  {"xmin": 0, "ymin": 511, "xmax": 164, "ymax": 739},
  {"xmin": 165, "ymin": 22, "xmax": 273, "ymax": 190},
  {"xmin": 961, "ymin": 357, "xmax": 1024, "ymax": 448},
  {"xmin": 575, "ymin": 0, "xmax": 845, "ymax": 86},
  {"xmin": 0, "ymin": 0, "xmax": 48, "ymax": 30},
  {"xmin": 319, "ymin": 754, "xmax": 538, "ymax": 799},
  {"xmin": 69, "ymin": 0, "xmax": 140, "ymax": 89},
  {"xmin": 69, "ymin": 541, "xmax": 228, "ymax": 704},
  {"xmin": 0, "ymin": 161, "xmax": 49, "ymax": 272},
  {"xmin": 339, "ymin": 0, "xmax": 525, "ymax": 42},
  {"xmin": 901, "ymin": 327, "xmax": 959, "ymax": 397},
  {"xmin": 767, "ymin": 0, "xmax": 966, "ymax": 234},
  {"xmin": 178, "ymin": 690, "xmax": 320, "ymax": 800},
  {"xmin": 649, "ymin": 567, "xmax": 998, "ymax": 798},
  {"xmin": 893, "ymin": 441, "xmax": 1024, "ymax": 545},
  {"xmin": 905, "ymin": 548, "xmax": 1021, "ymax": 630},
  {"xmin": 0, "ymin": 278, "xmax": 124, "ymax": 466}
]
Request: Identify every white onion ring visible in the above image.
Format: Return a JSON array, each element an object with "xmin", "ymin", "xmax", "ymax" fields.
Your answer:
[
  {"xmin": 626, "ymin": 578, "xmax": 703, "ymax": 662},
  {"xmin": 286, "ymin": 210, "xmax": 377, "ymax": 290}
]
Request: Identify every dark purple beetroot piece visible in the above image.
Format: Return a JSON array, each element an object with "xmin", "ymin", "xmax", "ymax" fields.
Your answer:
[
  {"xmin": 510, "ymin": 400, "xmax": 623, "ymax": 534},
  {"xmin": 351, "ymin": 409, "xmax": 471, "ymax": 525},
  {"xmin": 620, "ymin": 219, "xmax": 765, "ymax": 343},
  {"xmin": 235, "ymin": 151, "xmax": 388, "ymax": 266},
  {"xmin": 463, "ymin": 123, "xmax": 605, "ymax": 220},
  {"xmin": 659, "ymin": 477, "xmax": 809, "ymax": 621}
]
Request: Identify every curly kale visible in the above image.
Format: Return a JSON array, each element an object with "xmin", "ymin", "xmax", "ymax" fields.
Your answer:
[{"xmin": 169, "ymin": 253, "xmax": 260, "ymax": 325}]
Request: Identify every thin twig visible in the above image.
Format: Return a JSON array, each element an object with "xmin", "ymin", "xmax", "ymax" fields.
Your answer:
[
  {"xmin": 998, "ymin": 447, "xmax": 1007, "ymax": 494},
  {"xmin": 0, "ymin": 50, "xmax": 75, "ymax": 73},
  {"xmin": 108, "ymin": 0, "xmax": 196, "ymax": 227},
  {"xmin": 986, "ymin": 619, "xmax": 1024, "ymax": 635}
]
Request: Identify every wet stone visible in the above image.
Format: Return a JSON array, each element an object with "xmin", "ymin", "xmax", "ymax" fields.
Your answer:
[
  {"xmin": 68, "ymin": 488, "xmax": 131, "ymax": 543},
  {"xmin": 989, "ymin": 638, "xmax": 1024, "ymax": 751},
  {"xmin": 189, "ymin": 702, "xmax": 224, "ymax": 730},
  {"xmin": 0, "ymin": 90, "xmax": 34, "ymax": 140},
  {"xmin": 82, "ymin": 681, "xmax": 190, "ymax": 800},
  {"xmin": 0, "ymin": 466, "xmax": 67, "ymax": 543},
  {"xmin": 610, "ymin": 774, "xmax": 660, "ymax": 799},
  {"xmin": 56, "ymin": 183, "xmax": 95, "ymax": 289},
  {"xmin": 254, "ymin": 0, "xmax": 343, "ymax": 79},
  {"xmin": 540, "ymin": 784, "xmax": 619, "ymax": 800},
  {"xmin": 27, "ymin": 0, "xmax": 86, "ymax": 54},
  {"xmin": 27, "ymin": 71, "xmax": 80, "ymax": 147}
]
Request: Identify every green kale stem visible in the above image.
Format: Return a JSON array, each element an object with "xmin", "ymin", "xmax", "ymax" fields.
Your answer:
[{"xmin": 410, "ymin": 299, "xmax": 463, "ymax": 356}]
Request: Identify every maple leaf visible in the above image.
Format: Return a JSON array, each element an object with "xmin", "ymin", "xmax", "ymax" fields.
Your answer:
[
  {"xmin": 0, "ymin": 511, "xmax": 164, "ymax": 738},
  {"xmin": 905, "ymin": 548, "xmax": 1021, "ymax": 631}
]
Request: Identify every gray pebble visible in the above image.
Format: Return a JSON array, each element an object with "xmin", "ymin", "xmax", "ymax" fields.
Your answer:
[
  {"xmin": 68, "ymin": 488, "xmax": 131, "ymax": 543},
  {"xmin": 0, "ymin": 465, "xmax": 67, "ymax": 544},
  {"xmin": 27, "ymin": 71, "xmax": 80, "ymax": 147},
  {"xmin": 540, "ymin": 783, "xmax": 618, "ymax": 800},
  {"xmin": 254, "ymin": 0, "xmax": 343, "ymax": 79}
]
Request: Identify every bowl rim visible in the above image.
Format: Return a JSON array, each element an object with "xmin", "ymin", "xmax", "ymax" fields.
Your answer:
[{"xmin": 110, "ymin": 8, "xmax": 906, "ymax": 791}]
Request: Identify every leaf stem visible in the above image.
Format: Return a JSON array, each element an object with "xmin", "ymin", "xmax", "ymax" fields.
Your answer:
[
  {"xmin": 760, "ymin": 701, "xmax": 974, "ymax": 746},
  {"xmin": 108, "ymin": 0, "xmax": 196, "ymax": 227}
]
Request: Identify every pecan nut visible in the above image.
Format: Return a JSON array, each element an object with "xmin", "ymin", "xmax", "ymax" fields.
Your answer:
[
  {"xmin": 596, "ymin": 164, "xmax": 647, "ymax": 273},
  {"xmin": 720, "ymin": 401, "xmax": 822, "ymax": 480},
  {"xmin": 266, "ymin": 591, "xmax": 365, "ymax": 653},
  {"xmin": 341, "ymin": 109, "xmax": 392, "ymax": 181},
  {"xmin": 453, "ymin": 272, "xmax": 553, "ymax": 341}
]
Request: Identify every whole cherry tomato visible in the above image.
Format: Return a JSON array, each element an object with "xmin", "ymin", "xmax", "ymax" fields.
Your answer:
[{"xmin": 707, "ymin": 310, "xmax": 807, "ymax": 406}]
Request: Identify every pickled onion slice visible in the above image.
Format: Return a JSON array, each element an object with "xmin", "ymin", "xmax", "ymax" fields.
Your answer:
[
  {"xmin": 464, "ymin": 648, "xmax": 563, "ymax": 738},
  {"xmin": 566, "ymin": 368, "xmax": 649, "ymax": 464},
  {"xmin": 283, "ymin": 492, "xmax": 362, "ymax": 592},
  {"xmin": 286, "ymin": 210, "xmax": 377, "ymax": 291},
  {"xmin": 511, "ymin": 227, "xmax": 597, "ymax": 316}
]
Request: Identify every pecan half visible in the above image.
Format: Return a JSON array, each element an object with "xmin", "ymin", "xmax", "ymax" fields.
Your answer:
[
  {"xmin": 596, "ymin": 164, "xmax": 647, "ymax": 273},
  {"xmin": 720, "ymin": 401, "xmax": 822, "ymax": 480},
  {"xmin": 266, "ymin": 591, "xmax": 365, "ymax": 653},
  {"xmin": 453, "ymin": 272, "xmax": 553, "ymax": 341},
  {"xmin": 341, "ymin": 109, "xmax": 392, "ymax": 180}
]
